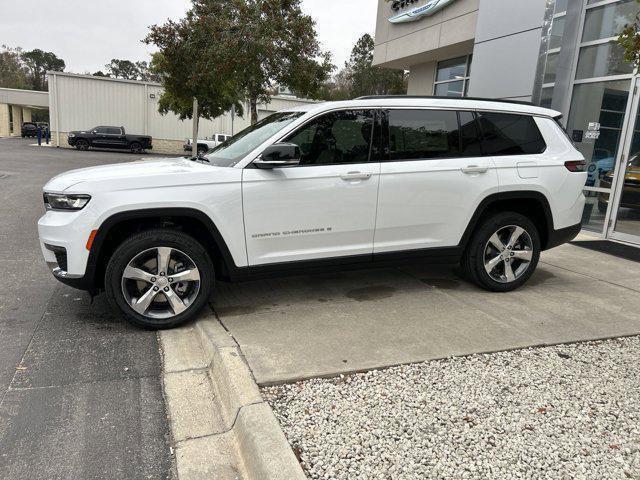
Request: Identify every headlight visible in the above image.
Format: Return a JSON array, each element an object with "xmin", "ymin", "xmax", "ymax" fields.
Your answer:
[
  {"xmin": 68, "ymin": 133, "xmax": 76, "ymax": 138},
  {"xmin": 44, "ymin": 193, "xmax": 91, "ymax": 211}
]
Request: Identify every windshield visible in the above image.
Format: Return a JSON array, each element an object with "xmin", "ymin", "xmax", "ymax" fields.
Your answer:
[{"xmin": 205, "ymin": 111, "xmax": 305, "ymax": 167}]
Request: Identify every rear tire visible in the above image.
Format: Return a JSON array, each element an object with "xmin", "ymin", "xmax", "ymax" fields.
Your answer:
[
  {"xmin": 197, "ymin": 146, "xmax": 208, "ymax": 155},
  {"xmin": 105, "ymin": 229, "xmax": 214, "ymax": 329},
  {"xmin": 461, "ymin": 212, "xmax": 540, "ymax": 292}
]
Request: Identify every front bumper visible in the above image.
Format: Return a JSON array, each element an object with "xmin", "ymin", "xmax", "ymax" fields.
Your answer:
[{"xmin": 38, "ymin": 208, "xmax": 96, "ymax": 291}]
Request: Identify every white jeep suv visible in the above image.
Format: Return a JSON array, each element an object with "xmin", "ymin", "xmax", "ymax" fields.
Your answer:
[{"xmin": 39, "ymin": 97, "xmax": 587, "ymax": 329}]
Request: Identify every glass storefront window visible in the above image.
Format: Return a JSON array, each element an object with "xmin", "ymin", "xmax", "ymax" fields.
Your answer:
[
  {"xmin": 550, "ymin": 16, "xmax": 566, "ymax": 50},
  {"xmin": 576, "ymin": 42, "xmax": 634, "ymax": 79},
  {"xmin": 555, "ymin": 0, "xmax": 568, "ymax": 14},
  {"xmin": 582, "ymin": 0, "xmax": 636, "ymax": 43},
  {"xmin": 567, "ymin": 80, "xmax": 631, "ymax": 232},
  {"xmin": 543, "ymin": 52, "xmax": 559, "ymax": 84},
  {"xmin": 434, "ymin": 55, "xmax": 471, "ymax": 97},
  {"xmin": 436, "ymin": 57, "xmax": 467, "ymax": 82},
  {"xmin": 435, "ymin": 81, "xmax": 464, "ymax": 97},
  {"xmin": 540, "ymin": 87, "xmax": 554, "ymax": 109}
]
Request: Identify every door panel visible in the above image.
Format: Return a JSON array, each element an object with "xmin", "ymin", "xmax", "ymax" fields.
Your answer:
[
  {"xmin": 374, "ymin": 109, "xmax": 499, "ymax": 252},
  {"xmin": 243, "ymin": 109, "xmax": 381, "ymax": 266},
  {"xmin": 375, "ymin": 157, "xmax": 498, "ymax": 252},
  {"xmin": 243, "ymin": 164, "xmax": 381, "ymax": 265}
]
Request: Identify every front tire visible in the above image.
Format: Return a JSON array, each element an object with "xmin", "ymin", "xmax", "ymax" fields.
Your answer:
[
  {"xmin": 105, "ymin": 229, "xmax": 214, "ymax": 329},
  {"xmin": 130, "ymin": 142, "xmax": 143, "ymax": 154},
  {"xmin": 461, "ymin": 212, "xmax": 540, "ymax": 292},
  {"xmin": 76, "ymin": 139, "xmax": 89, "ymax": 151}
]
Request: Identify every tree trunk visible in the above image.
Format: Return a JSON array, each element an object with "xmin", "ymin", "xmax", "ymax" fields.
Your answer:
[
  {"xmin": 191, "ymin": 97, "xmax": 199, "ymax": 158},
  {"xmin": 250, "ymin": 94, "xmax": 258, "ymax": 125}
]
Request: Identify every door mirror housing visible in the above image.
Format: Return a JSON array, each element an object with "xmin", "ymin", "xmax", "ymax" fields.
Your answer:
[{"xmin": 254, "ymin": 143, "xmax": 301, "ymax": 169}]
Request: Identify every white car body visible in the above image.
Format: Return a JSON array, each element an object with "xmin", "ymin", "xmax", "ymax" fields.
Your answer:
[{"xmin": 38, "ymin": 97, "xmax": 586, "ymax": 314}]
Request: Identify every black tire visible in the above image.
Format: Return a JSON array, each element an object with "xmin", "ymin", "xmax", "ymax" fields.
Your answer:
[
  {"xmin": 197, "ymin": 146, "xmax": 208, "ymax": 155},
  {"xmin": 461, "ymin": 212, "xmax": 541, "ymax": 292},
  {"xmin": 76, "ymin": 139, "xmax": 89, "ymax": 151},
  {"xmin": 105, "ymin": 229, "xmax": 214, "ymax": 329},
  {"xmin": 130, "ymin": 142, "xmax": 143, "ymax": 154},
  {"xmin": 598, "ymin": 201, "xmax": 608, "ymax": 214}
]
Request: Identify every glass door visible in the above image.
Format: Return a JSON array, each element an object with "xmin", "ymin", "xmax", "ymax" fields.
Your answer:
[{"xmin": 609, "ymin": 76, "xmax": 640, "ymax": 244}]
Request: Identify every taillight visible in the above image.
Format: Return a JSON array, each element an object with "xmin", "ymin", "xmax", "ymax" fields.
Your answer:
[{"xmin": 565, "ymin": 160, "xmax": 586, "ymax": 172}]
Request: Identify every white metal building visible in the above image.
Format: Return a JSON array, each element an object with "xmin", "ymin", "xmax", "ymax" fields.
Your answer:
[{"xmin": 48, "ymin": 72, "xmax": 316, "ymax": 154}]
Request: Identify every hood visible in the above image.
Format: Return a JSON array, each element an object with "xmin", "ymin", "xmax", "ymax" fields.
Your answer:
[{"xmin": 44, "ymin": 157, "xmax": 213, "ymax": 192}]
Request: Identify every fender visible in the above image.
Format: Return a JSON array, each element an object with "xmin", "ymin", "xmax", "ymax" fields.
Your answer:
[
  {"xmin": 459, "ymin": 191, "xmax": 555, "ymax": 250},
  {"xmin": 85, "ymin": 207, "xmax": 243, "ymax": 289}
]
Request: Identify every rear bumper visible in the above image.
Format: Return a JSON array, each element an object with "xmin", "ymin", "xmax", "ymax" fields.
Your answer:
[{"xmin": 545, "ymin": 222, "xmax": 582, "ymax": 250}]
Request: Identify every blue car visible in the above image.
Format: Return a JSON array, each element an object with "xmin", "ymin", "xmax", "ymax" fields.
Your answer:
[{"xmin": 586, "ymin": 157, "xmax": 615, "ymax": 187}]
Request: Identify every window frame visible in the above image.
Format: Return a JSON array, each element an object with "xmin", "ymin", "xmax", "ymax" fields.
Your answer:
[
  {"xmin": 276, "ymin": 108, "xmax": 382, "ymax": 167},
  {"xmin": 433, "ymin": 55, "xmax": 473, "ymax": 98},
  {"xmin": 378, "ymin": 108, "xmax": 548, "ymax": 162}
]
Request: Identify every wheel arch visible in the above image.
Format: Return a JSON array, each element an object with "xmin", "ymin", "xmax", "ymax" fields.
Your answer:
[
  {"xmin": 460, "ymin": 191, "xmax": 554, "ymax": 251},
  {"xmin": 87, "ymin": 208, "xmax": 240, "ymax": 290}
]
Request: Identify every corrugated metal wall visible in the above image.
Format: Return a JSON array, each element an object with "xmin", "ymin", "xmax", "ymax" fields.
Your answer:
[{"xmin": 49, "ymin": 73, "xmax": 317, "ymax": 141}]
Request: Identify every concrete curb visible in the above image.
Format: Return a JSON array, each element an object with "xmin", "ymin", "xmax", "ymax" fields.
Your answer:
[
  {"xmin": 163, "ymin": 315, "xmax": 306, "ymax": 480},
  {"xmin": 194, "ymin": 317, "xmax": 306, "ymax": 480}
]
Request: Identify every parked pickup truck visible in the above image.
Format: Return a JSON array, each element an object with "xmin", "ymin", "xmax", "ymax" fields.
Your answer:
[
  {"xmin": 183, "ymin": 133, "xmax": 231, "ymax": 155},
  {"xmin": 68, "ymin": 126, "xmax": 152, "ymax": 153}
]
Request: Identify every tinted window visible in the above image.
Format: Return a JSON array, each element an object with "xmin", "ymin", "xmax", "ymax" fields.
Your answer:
[
  {"xmin": 387, "ymin": 109, "xmax": 460, "ymax": 160},
  {"xmin": 458, "ymin": 111, "xmax": 483, "ymax": 156},
  {"xmin": 477, "ymin": 112, "xmax": 546, "ymax": 155},
  {"xmin": 285, "ymin": 110, "xmax": 374, "ymax": 165},
  {"xmin": 94, "ymin": 127, "xmax": 109, "ymax": 134},
  {"xmin": 106, "ymin": 127, "xmax": 121, "ymax": 135}
]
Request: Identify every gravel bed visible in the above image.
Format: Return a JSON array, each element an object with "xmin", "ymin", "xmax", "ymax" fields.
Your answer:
[{"xmin": 263, "ymin": 337, "xmax": 640, "ymax": 480}]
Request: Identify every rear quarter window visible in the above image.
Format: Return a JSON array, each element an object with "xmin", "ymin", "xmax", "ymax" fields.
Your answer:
[{"xmin": 477, "ymin": 112, "xmax": 546, "ymax": 155}]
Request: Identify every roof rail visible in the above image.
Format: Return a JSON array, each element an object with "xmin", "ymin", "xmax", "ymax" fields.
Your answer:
[{"xmin": 355, "ymin": 95, "xmax": 535, "ymax": 107}]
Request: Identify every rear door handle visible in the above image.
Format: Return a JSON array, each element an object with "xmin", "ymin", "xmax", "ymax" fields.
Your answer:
[
  {"xmin": 461, "ymin": 165, "xmax": 489, "ymax": 174},
  {"xmin": 340, "ymin": 171, "xmax": 372, "ymax": 181}
]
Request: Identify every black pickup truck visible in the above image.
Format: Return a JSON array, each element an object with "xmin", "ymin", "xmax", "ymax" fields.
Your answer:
[{"xmin": 67, "ymin": 126, "xmax": 152, "ymax": 153}]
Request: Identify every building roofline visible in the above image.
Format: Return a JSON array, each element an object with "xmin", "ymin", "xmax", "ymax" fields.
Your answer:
[
  {"xmin": 0, "ymin": 86, "xmax": 48, "ymax": 95},
  {"xmin": 47, "ymin": 71, "xmax": 163, "ymax": 87}
]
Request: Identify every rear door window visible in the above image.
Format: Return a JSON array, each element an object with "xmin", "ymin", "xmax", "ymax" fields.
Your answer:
[
  {"xmin": 387, "ymin": 109, "xmax": 460, "ymax": 160},
  {"xmin": 477, "ymin": 112, "xmax": 546, "ymax": 155},
  {"xmin": 106, "ymin": 127, "xmax": 121, "ymax": 135}
]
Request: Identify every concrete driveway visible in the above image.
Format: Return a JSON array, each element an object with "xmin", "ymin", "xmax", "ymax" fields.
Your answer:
[{"xmin": 212, "ymin": 237, "xmax": 640, "ymax": 385}]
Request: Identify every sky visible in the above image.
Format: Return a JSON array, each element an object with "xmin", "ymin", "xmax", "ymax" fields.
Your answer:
[{"xmin": 1, "ymin": 0, "xmax": 378, "ymax": 74}]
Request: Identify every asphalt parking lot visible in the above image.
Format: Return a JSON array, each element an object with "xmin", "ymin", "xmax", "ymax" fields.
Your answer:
[{"xmin": 0, "ymin": 138, "xmax": 174, "ymax": 480}]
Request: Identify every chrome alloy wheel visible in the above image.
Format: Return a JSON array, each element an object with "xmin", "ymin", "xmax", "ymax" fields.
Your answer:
[
  {"xmin": 483, "ymin": 225, "xmax": 534, "ymax": 284},
  {"xmin": 121, "ymin": 247, "xmax": 201, "ymax": 319}
]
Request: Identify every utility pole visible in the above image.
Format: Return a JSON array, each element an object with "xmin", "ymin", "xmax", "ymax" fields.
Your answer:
[{"xmin": 191, "ymin": 97, "xmax": 199, "ymax": 158}]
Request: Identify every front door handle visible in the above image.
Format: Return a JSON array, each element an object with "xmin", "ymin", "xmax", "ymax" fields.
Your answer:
[
  {"xmin": 340, "ymin": 171, "xmax": 372, "ymax": 181},
  {"xmin": 461, "ymin": 165, "xmax": 489, "ymax": 174}
]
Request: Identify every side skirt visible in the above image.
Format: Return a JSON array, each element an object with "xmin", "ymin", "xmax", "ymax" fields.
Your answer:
[{"xmin": 223, "ymin": 247, "xmax": 462, "ymax": 282}]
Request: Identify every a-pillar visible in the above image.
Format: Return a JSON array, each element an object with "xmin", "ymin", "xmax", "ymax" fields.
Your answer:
[
  {"xmin": 10, "ymin": 105, "xmax": 23, "ymax": 136},
  {"xmin": 0, "ymin": 104, "xmax": 9, "ymax": 137}
]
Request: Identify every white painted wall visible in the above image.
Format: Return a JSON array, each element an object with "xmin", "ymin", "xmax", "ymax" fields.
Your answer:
[{"xmin": 48, "ymin": 72, "xmax": 316, "ymax": 141}]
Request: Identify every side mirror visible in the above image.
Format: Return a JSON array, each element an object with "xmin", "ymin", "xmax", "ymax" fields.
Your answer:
[{"xmin": 254, "ymin": 143, "xmax": 301, "ymax": 169}]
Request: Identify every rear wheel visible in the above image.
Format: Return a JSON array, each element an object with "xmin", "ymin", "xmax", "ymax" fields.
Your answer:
[
  {"xmin": 462, "ymin": 212, "xmax": 540, "ymax": 292},
  {"xmin": 197, "ymin": 146, "xmax": 208, "ymax": 155},
  {"xmin": 105, "ymin": 229, "xmax": 214, "ymax": 329},
  {"xmin": 76, "ymin": 139, "xmax": 89, "ymax": 151},
  {"xmin": 130, "ymin": 142, "xmax": 143, "ymax": 154}
]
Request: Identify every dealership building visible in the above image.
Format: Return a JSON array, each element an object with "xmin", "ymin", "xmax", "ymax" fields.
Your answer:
[{"xmin": 375, "ymin": 0, "xmax": 640, "ymax": 246}]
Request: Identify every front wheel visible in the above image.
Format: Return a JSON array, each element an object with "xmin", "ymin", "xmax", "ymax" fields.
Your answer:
[
  {"xmin": 76, "ymin": 139, "xmax": 89, "ymax": 151},
  {"xmin": 105, "ymin": 229, "xmax": 214, "ymax": 329},
  {"xmin": 461, "ymin": 212, "xmax": 540, "ymax": 292},
  {"xmin": 130, "ymin": 142, "xmax": 143, "ymax": 154}
]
